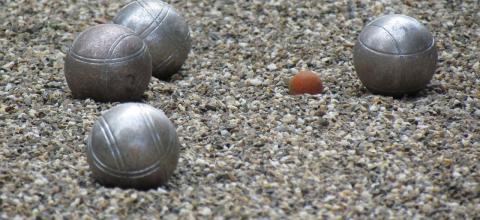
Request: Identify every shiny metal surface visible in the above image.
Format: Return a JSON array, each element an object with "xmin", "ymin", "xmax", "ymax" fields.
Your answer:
[
  {"xmin": 353, "ymin": 14, "xmax": 437, "ymax": 96},
  {"xmin": 87, "ymin": 103, "xmax": 180, "ymax": 189},
  {"xmin": 113, "ymin": 0, "xmax": 191, "ymax": 80},
  {"xmin": 65, "ymin": 24, "xmax": 152, "ymax": 102}
]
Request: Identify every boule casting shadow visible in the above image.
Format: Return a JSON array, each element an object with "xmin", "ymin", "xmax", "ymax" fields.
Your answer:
[
  {"xmin": 353, "ymin": 14, "xmax": 438, "ymax": 96},
  {"xmin": 113, "ymin": 0, "xmax": 192, "ymax": 80},
  {"xmin": 64, "ymin": 24, "xmax": 152, "ymax": 102},
  {"xmin": 86, "ymin": 103, "xmax": 180, "ymax": 189}
]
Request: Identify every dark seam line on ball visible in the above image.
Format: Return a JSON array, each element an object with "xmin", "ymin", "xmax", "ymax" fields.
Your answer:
[
  {"xmin": 140, "ymin": 7, "xmax": 170, "ymax": 39},
  {"xmin": 141, "ymin": 0, "xmax": 170, "ymax": 15},
  {"xmin": 91, "ymin": 122, "xmax": 165, "ymax": 179},
  {"xmin": 92, "ymin": 115, "xmax": 165, "ymax": 177},
  {"xmin": 156, "ymin": 10, "xmax": 190, "ymax": 53},
  {"xmin": 104, "ymin": 32, "xmax": 131, "ymax": 98},
  {"xmin": 122, "ymin": 1, "xmax": 136, "ymax": 11},
  {"xmin": 137, "ymin": 0, "xmax": 158, "ymax": 21},
  {"xmin": 90, "ymin": 143, "xmax": 164, "ymax": 178},
  {"xmin": 89, "ymin": 141, "xmax": 115, "ymax": 175},
  {"xmin": 100, "ymin": 117, "xmax": 126, "ymax": 169},
  {"xmin": 92, "ymin": 158, "xmax": 163, "ymax": 179},
  {"xmin": 135, "ymin": 0, "xmax": 189, "ymax": 53},
  {"xmin": 136, "ymin": 1, "xmax": 166, "ymax": 38},
  {"xmin": 137, "ymin": 104, "xmax": 166, "ymax": 161},
  {"xmin": 369, "ymin": 24, "xmax": 402, "ymax": 54},
  {"xmin": 69, "ymin": 44, "xmax": 147, "ymax": 64},
  {"xmin": 153, "ymin": 54, "xmax": 173, "ymax": 70},
  {"xmin": 106, "ymin": 33, "xmax": 134, "ymax": 59},
  {"xmin": 164, "ymin": 29, "xmax": 188, "ymax": 53},
  {"xmin": 140, "ymin": 7, "xmax": 189, "ymax": 59},
  {"xmin": 97, "ymin": 117, "xmax": 124, "ymax": 170},
  {"xmin": 137, "ymin": 0, "xmax": 151, "ymax": 12},
  {"xmin": 358, "ymin": 38, "xmax": 435, "ymax": 56}
]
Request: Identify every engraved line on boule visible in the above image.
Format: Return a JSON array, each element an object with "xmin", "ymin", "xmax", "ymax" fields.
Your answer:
[
  {"xmin": 69, "ymin": 43, "xmax": 147, "ymax": 64},
  {"xmin": 137, "ymin": 0, "xmax": 188, "ymax": 53},
  {"xmin": 90, "ymin": 116, "xmax": 165, "ymax": 178},
  {"xmin": 136, "ymin": 104, "xmax": 165, "ymax": 160},
  {"xmin": 88, "ymin": 135, "xmax": 122, "ymax": 177},
  {"xmin": 103, "ymin": 32, "xmax": 134, "ymax": 97},
  {"xmin": 153, "ymin": 54, "xmax": 173, "ymax": 71},
  {"xmin": 120, "ymin": 1, "xmax": 137, "ymax": 12},
  {"xmin": 157, "ymin": 12, "xmax": 190, "ymax": 53},
  {"xmin": 136, "ymin": 0, "xmax": 189, "ymax": 53},
  {"xmin": 94, "ymin": 121, "xmax": 120, "ymax": 170},
  {"xmin": 358, "ymin": 37, "xmax": 435, "ymax": 56},
  {"xmin": 368, "ymin": 24, "xmax": 402, "ymax": 54},
  {"xmin": 139, "ymin": 0, "xmax": 169, "ymax": 17},
  {"xmin": 136, "ymin": 0, "xmax": 167, "ymax": 38},
  {"xmin": 107, "ymin": 33, "xmax": 134, "ymax": 59},
  {"xmin": 99, "ymin": 117, "xmax": 126, "ymax": 170},
  {"xmin": 96, "ymin": 117, "xmax": 124, "ymax": 170},
  {"xmin": 138, "ymin": 3, "xmax": 171, "ymax": 39},
  {"xmin": 140, "ymin": 8, "xmax": 170, "ymax": 40}
]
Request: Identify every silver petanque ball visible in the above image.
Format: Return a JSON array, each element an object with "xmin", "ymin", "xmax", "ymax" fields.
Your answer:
[
  {"xmin": 353, "ymin": 14, "xmax": 437, "ymax": 96},
  {"xmin": 86, "ymin": 103, "xmax": 180, "ymax": 189},
  {"xmin": 113, "ymin": 0, "xmax": 191, "ymax": 80},
  {"xmin": 65, "ymin": 24, "xmax": 152, "ymax": 102}
]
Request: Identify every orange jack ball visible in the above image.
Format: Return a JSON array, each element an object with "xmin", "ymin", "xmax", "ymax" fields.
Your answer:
[{"xmin": 289, "ymin": 70, "xmax": 324, "ymax": 95}]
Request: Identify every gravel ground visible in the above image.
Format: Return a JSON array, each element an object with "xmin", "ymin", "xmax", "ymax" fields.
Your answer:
[{"xmin": 1, "ymin": 0, "xmax": 479, "ymax": 219}]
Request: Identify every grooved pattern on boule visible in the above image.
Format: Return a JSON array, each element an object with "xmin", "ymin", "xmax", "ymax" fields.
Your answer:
[
  {"xmin": 64, "ymin": 24, "xmax": 152, "ymax": 102},
  {"xmin": 153, "ymin": 54, "xmax": 173, "ymax": 70},
  {"xmin": 97, "ymin": 116, "xmax": 125, "ymax": 170},
  {"xmin": 136, "ymin": 0, "xmax": 188, "ymax": 53},
  {"xmin": 369, "ymin": 24, "xmax": 402, "ymax": 54},
  {"xmin": 89, "ymin": 116, "xmax": 168, "ymax": 179},
  {"xmin": 113, "ymin": 0, "xmax": 191, "ymax": 79},
  {"xmin": 87, "ymin": 103, "xmax": 180, "ymax": 188},
  {"xmin": 137, "ymin": 103, "xmax": 165, "ymax": 159},
  {"xmin": 137, "ymin": 2, "xmax": 169, "ymax": 38},
  {"xmin": 68, "ymin": 43, "xmax": 148, "ymax": 64},
  {"xmin": 357, "ymin": 37, "xmax": 436, "ymax": 56},
  {"xmin": 353, "ymin": 14, "xmax": 437, "ymax": 96}
]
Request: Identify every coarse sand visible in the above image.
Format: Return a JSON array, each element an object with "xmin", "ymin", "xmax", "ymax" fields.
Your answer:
[{"xmin": 1, "ymin": 0, "xmax": 479, "ymax": 218}]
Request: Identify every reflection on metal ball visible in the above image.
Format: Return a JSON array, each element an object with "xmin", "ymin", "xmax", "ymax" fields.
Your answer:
[
  {"xmin": 353, "ymin": 14, "xmax": 437, "ymax": 96},
  {"xmin": 113, "ymin": 0, "xmax": 191, "ymax": 80},
  {"xmin": 65, "ymin": 24, "xmax": 152, "ymax": 102},
  {"xmin": 87, "ymin": 103, "xmax": 180, "ymax": 189}
]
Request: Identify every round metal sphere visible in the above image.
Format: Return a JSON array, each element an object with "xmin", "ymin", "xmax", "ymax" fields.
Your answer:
[
  {"xmin": 353, "ymin": 14, "xmax": 437, "ymax": 96},
  {"xmin": 65, "ymin": 24, "xmax": 152, "ymax": 102},
  {"xmin": 113, "ymin": 0, "xmax": 191, "ymax": 80},
  {"xmin": 86, "ymin": 103, "xmax": 180, "ymax": 189}
]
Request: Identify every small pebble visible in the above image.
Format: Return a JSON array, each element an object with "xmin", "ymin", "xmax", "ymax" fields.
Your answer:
[{"xmin": 289, "ymin": 70, "xmax": 324, "ymax": 95}]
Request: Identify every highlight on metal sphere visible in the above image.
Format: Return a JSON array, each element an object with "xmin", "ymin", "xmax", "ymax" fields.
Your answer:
[
  {"xmin": 86, "ymin": 103, "xmax": 180, "ymax": 189},
  {"xmin": 353, "ymin": 14, "xmax": 437, "ymax": 96},
  {"xmin": 113, "ymin": 0, "xmax": 191, "ymax": 80},
  {"xmin": 64, "ymin": 24, "xmax": 152, "ymax": 102}
]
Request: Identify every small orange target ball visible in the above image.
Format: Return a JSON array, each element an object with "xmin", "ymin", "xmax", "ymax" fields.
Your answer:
[{"xmin": 289, "ymin": 70, "xmax": 324, "ymax": 95}]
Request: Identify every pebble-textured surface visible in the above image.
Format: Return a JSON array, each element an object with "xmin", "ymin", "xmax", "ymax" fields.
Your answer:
[{"xmin": 1, "ymin": 0, "xmax": 479, "ymax": 218}]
